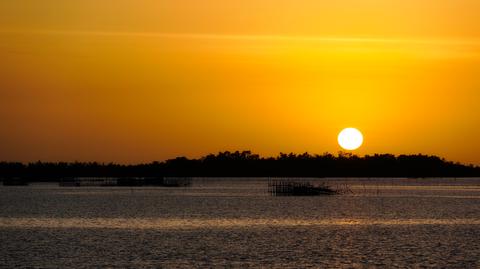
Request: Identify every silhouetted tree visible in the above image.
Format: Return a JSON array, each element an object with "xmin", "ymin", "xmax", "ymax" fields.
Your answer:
[{"xmin": 1, "ymin": 151, "xmax": 479, "ymax": 181}]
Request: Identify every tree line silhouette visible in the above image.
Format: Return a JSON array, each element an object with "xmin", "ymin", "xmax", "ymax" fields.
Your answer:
[{"xmin": 1, "ymin": 151, "xmax": 479, "ymax": 181}]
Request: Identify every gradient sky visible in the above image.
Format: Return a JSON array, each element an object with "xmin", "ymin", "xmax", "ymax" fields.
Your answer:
[{"xmin": 1, "ymin": 0, "xmax": 480, "ymax": 164}]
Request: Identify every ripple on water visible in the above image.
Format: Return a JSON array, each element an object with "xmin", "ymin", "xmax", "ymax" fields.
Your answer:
[{"xmin": 1, "ymin": 217, "xmax": 480, "ymax": 229}]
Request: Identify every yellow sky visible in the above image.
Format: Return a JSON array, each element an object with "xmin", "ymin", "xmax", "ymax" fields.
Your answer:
[{"xmin": 1, "ymin": 0, "xmax": 480, "ymax": 164}]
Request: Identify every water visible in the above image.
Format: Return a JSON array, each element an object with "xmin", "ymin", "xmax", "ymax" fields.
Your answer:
[{"xmin": 0, "ymin": 178, "xmax": 479, "ymax": 268}]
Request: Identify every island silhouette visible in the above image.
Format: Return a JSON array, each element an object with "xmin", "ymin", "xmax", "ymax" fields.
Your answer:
[{"xmin": 1, "ymin": 151, "xmax": 479, "ymax": 183}]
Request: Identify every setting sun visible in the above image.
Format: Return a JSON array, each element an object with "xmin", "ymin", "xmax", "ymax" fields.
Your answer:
[{"xmin": 338, "ymin": 128, "xmax": 364, "ymax": 151}]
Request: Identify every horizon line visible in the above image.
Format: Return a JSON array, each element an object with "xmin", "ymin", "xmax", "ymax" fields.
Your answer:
[
  {"xmin": 2, "ymin": 28, "xmax": 480, "ymax": 46},
  {"xmin": 0, "ymin": 152, "xmax": 478, "ymax": 167}
]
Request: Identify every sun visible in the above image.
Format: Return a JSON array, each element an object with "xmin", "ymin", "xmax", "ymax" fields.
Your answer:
[{"xmin": 338, "ymin": 128, "xmax": 363, "ymax": 150}]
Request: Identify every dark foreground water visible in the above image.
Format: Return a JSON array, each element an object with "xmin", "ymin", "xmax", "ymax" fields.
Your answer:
[{"xmin": 0, "ymin": 178, "xmax": 479, "ymax": 268}]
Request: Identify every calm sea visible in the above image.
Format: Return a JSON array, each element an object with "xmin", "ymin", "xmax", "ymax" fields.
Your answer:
[{"xmin": 1, "ymin": 178, "xmax": 479, "ymax": 268}]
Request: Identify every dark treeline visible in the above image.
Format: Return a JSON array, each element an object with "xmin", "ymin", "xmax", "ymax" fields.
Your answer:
[{"xmin": 1, "ymin": 151, "xmax": 479, "ymax": 181}]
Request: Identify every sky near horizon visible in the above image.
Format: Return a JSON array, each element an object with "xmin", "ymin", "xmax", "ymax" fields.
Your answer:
[{"xmin": 1, "ymin": 1, "xmax": 480, "ymax": 164}]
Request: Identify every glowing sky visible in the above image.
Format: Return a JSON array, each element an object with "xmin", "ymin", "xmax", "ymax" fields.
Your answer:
[{"xmin": 1, "ymin": 0, "xmax": 480, "ymax": 163}]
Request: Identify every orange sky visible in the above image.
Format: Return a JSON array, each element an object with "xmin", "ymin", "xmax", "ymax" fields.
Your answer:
[{"xmin": 1, "ymin": 0, "xmax": 480, "ymax": 164}]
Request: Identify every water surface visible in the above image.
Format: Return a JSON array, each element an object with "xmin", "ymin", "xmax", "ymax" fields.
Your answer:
[{"xmin": 1, "ymin": 178, "xmax": 479, "ymax": 268}]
